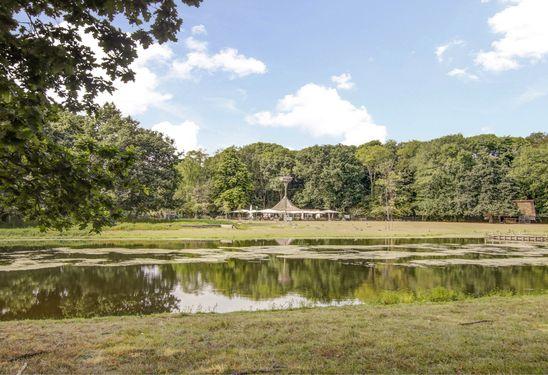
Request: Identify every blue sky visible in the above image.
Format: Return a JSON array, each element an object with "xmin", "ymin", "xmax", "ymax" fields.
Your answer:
[{"xmin": 100, "ymin": 0, "xmax": 548, "ymax": 153}]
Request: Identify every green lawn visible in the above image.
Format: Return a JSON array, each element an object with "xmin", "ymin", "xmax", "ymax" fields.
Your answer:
[
  {"xmin": 1, "ymin": 220, "xmax": 547, "ymax": 243},
  {"xmin": 1, "ymin": 295, "xmax": 546, "ymax": 373}
]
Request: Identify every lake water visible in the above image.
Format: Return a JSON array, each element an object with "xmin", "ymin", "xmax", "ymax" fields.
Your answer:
[{"xmin": 0, "ymin": 238, "xmax": 546, "ymax": 320}]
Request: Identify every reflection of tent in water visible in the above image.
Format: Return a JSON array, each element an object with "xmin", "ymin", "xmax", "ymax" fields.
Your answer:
[
  {"xmin": 231, "ymin": 176, "xmax": 339, "ymax": 220},
  {"xmin": 275, "ymin": 238, "xmax": 294, "ymax": 246},
  {"xmin": 277, "ymin": 258, "xmax": 292, "ymax": 285}
]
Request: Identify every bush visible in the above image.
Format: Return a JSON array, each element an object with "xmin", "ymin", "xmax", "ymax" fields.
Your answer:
[{"xmin": 420, "ymin": 287, "xmax": 464, "ymax": 302}]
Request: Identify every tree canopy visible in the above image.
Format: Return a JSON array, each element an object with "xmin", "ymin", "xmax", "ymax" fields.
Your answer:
[
  {"xmin": 47, "ymin": 105, "xmax": 180, "ymax": 217},
  {"xmin": 1, "ymin": 106, "xmax": 182, "ymax": 230},
  {"xmin": 173, "ymin": 133, "xmax": 547, "ymax": 221},
  {"xmin": 210, "ymin": 147, "xmax": 253, "ymax": 214},
  {"xmin": 239, "ymin": 143, "xmax": 295, "ymax": 208},
  {"xmin": 1, "ymin": 0, "xmax": 202, "ymax": 230},
  {"xmin": 175, "ymin": 150, "xmax": 211, "ymax": 217}
]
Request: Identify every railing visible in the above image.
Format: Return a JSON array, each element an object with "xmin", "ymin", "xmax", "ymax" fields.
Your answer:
[{"xmin": 487, "ymin": 234, "xmax": 547, "ymax": 243}]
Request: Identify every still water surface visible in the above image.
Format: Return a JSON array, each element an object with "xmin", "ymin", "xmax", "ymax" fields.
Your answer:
[{"xmin": 0, "ymin": 238, "xmax": 546, "ymax": 320}]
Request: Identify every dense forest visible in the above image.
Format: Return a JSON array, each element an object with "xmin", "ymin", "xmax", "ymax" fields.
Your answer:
[
  {"xmin": 177, "ymin": 131, "xmax": 547, "ymax": 220},
  {"xmin": 2, "ymin": 107, "xmax": 545, "ymax": 227}
]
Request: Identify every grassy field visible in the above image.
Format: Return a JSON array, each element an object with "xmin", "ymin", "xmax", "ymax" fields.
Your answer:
[
  {"xmin": 0, "ymin": 295, "xmax": 546, "ymax": 373},
  {"xmin": 1, "ymin": 220, "xmax": 547, "ymax": 243}
]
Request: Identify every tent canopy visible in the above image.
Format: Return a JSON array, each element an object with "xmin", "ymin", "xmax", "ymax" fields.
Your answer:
[
  {"xmin": 241, "ymin": 178, "xmax": 340, "ymax": 217},
  {"xmin": 271, "ymin": 196, "xmax": 301, "ymax": 212}
]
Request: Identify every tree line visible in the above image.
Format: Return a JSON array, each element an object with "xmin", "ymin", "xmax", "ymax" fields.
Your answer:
[
  {"xmin": 1, "ymin": 107, "xmax": 546, "ymax": 229},
  {"xmin": 178, "ymin": 132, "xmax": 547, "ymax": 221}
]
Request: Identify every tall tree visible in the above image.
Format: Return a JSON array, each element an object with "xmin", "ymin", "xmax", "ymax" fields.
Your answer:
[
  {"xmin": 239, "ymin": 143, "xmax": 294, "ymax": 208},
  {"xmin": 412, "ymin": 134, "xmax": 524, "ymax": 220},
  {"xmin": 92, "ymin": 106, "xmax": 180, "ymax": 215},
  {"xmin": 413, "ymin": 135, "xmax": 474, "ymax": 219},
  {"xmin": 393, "ymin": 141, "xmax": 421, "ymax": 217},
  {"xmin": 1, "ymin": 0, "xmax": 202, "ymax": 229},
  {"xmin": 46, "ymin": 105, "xmax": 180, "ymax": 217},
  {"xmin": 466, "ymin": 135, "xmax": 522, "ymax": 217},
  {"xmin": 210, "ymin": 147, "xmax": 253, "ymax": 214},
  {"xmin": 175, "ymin": 150, "xmax": 211, "ymax": 217},
  {"xmin": 293, "ymin": 145, "xmax": 366, "ymax": 212},
  {"xmin": 1, "ymin": 112, "xmax": 134, "ymax": 231},
  {"xmin": 356, "ymin": 141, "xmax": 392, "ymax": 196},
  {"xmin": 510, "ymin": 134, "xmax": 548, "ymax": 215},
  {"xmin": 356, "ymin": 141, "xmax": 397, "ymax": 217}
]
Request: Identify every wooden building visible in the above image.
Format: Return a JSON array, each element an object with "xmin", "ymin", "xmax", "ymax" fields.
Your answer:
[
  {"xmin": 513, "ymin": 199, "xmax": 537, "ymax": 223},
  {"xmin": 484, "ymin": 199, "xmax": 537, "ymax": 224}
]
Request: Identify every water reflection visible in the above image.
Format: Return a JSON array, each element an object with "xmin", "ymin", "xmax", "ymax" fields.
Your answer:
[
  {"xmin": 0, "ymin": 253, "xmax": 545, "ymax": 320},
  {"xmin": 0, "ymin": 266, "xmax": 179, "ymax": 320}
]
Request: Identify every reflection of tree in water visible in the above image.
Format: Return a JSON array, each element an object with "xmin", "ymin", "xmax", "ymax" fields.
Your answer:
[
  {"xmin": 0, "ymin": 272, "xmax": 58, "ymax": 318},
  {"xmin": 1, "ymin": 258, "xmax": 545, "ymax": 320},
  {"xmin": 171, "ymin": 257, "xmax": 374, "ymax": 302},
  {"xmin": 0, "ymin": 265, "xmax": 180, "ymax": 320},
  {"xmin": 355, "ymin": 264, "xmax": 547, "ymax": 301},
  {"xmin": 170, "ymin": 259, "xmax": 547, "ymax": 302}
]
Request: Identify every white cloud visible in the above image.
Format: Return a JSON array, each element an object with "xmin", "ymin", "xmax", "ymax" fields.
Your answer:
[
  {"xmin": 151, "ymin": 120, "xmax": 200, "ymax": 153},
  {"xmin": 98, "ymin": 66, "xmax": 172, "ymax": 116},
  {"xmin": 517, "ymin": 88, "xmax": 547, "ymax": 104},
  {"xmin": 330, "ymin": 73, "xmax": 354, "ymax": 90},
  {"xmin": 475, "ymin": 0, "xmax": 548, "ymax": 72},
  {"xmin": 205, "ymin": 97, "xmax": 241, "ymax": 112},
  {"xmin": 480, "ymin": 0, "xmax": 521, "ymax": 5},
  {"xmin": 96, "ymin": 43, "xmax": 173, "ymax": 115},
  {"xmin": 475, "ymin": 51, "xmax": 520, "ymax": 71},
  {"xmin": 435, "ymin": 39, "xmax": 465, "ymax": 62},
  {"xmin": 173, "ymin": 26, "xmax": 266, "ymax": 80},
  {"xmin": 172, "ymin": 47, "xmax": 267, "ymax": 79},
  {"xmin": 185, "ymin": 36, "xmax": 208, "ymax": 52},
  {"xmin": 246, "ymin": 83, "xmax": 387, "ymax": 145},
  {"xmin": 63, "ymin": 22, "xmax": 263, "ymax": 115},
  {"xmin": 435, "ymin": 45, "xmax": 448, "ymax": 62},
  {"xmin": 60, "ymin": 22, "xmax": 174, "ymax": 116},
  {"xmin": 447, "ymin": 68, "xmax": 479, "ymax": 81},
  {"xmin": 135, "ymin": 43, "xmax": 173, "ymax": 65},
  {"xmin": 191, "ymin": 24, "xmax": 207, "ymax": 35}
]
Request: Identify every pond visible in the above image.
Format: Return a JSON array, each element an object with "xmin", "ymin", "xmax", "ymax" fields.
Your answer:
[{"xmin": 0, "ymin": 238, "xmax": 546, "ymax": 320}]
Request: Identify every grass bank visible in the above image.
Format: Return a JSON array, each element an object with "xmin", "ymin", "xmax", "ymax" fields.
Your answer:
[
  {"xmin": 0, "ymin": 295, "xmax": 546, "ymax": 373},
  {"xmin": 1, "ymin": 220, "xmax": 547, "ymax": 243}
]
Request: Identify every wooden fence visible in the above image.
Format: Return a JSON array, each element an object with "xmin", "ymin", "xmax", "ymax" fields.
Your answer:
[{"xmin": 487, "ymin": 234, "xmax": 547, "ymax": 243}]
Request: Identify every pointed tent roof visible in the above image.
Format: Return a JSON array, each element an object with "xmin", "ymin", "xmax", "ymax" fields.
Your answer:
[{"xmin": 271, "ymin": 196, "xmax": 302, "ymax": 212}]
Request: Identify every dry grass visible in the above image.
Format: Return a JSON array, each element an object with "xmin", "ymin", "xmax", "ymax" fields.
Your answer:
[
  {"xmin": 1, "ymin": 220, "xmax": 547, "ymax": 242},
  {"xmin": 1, "ymin": 295, "xmax": 546, "ymax": 373}
]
